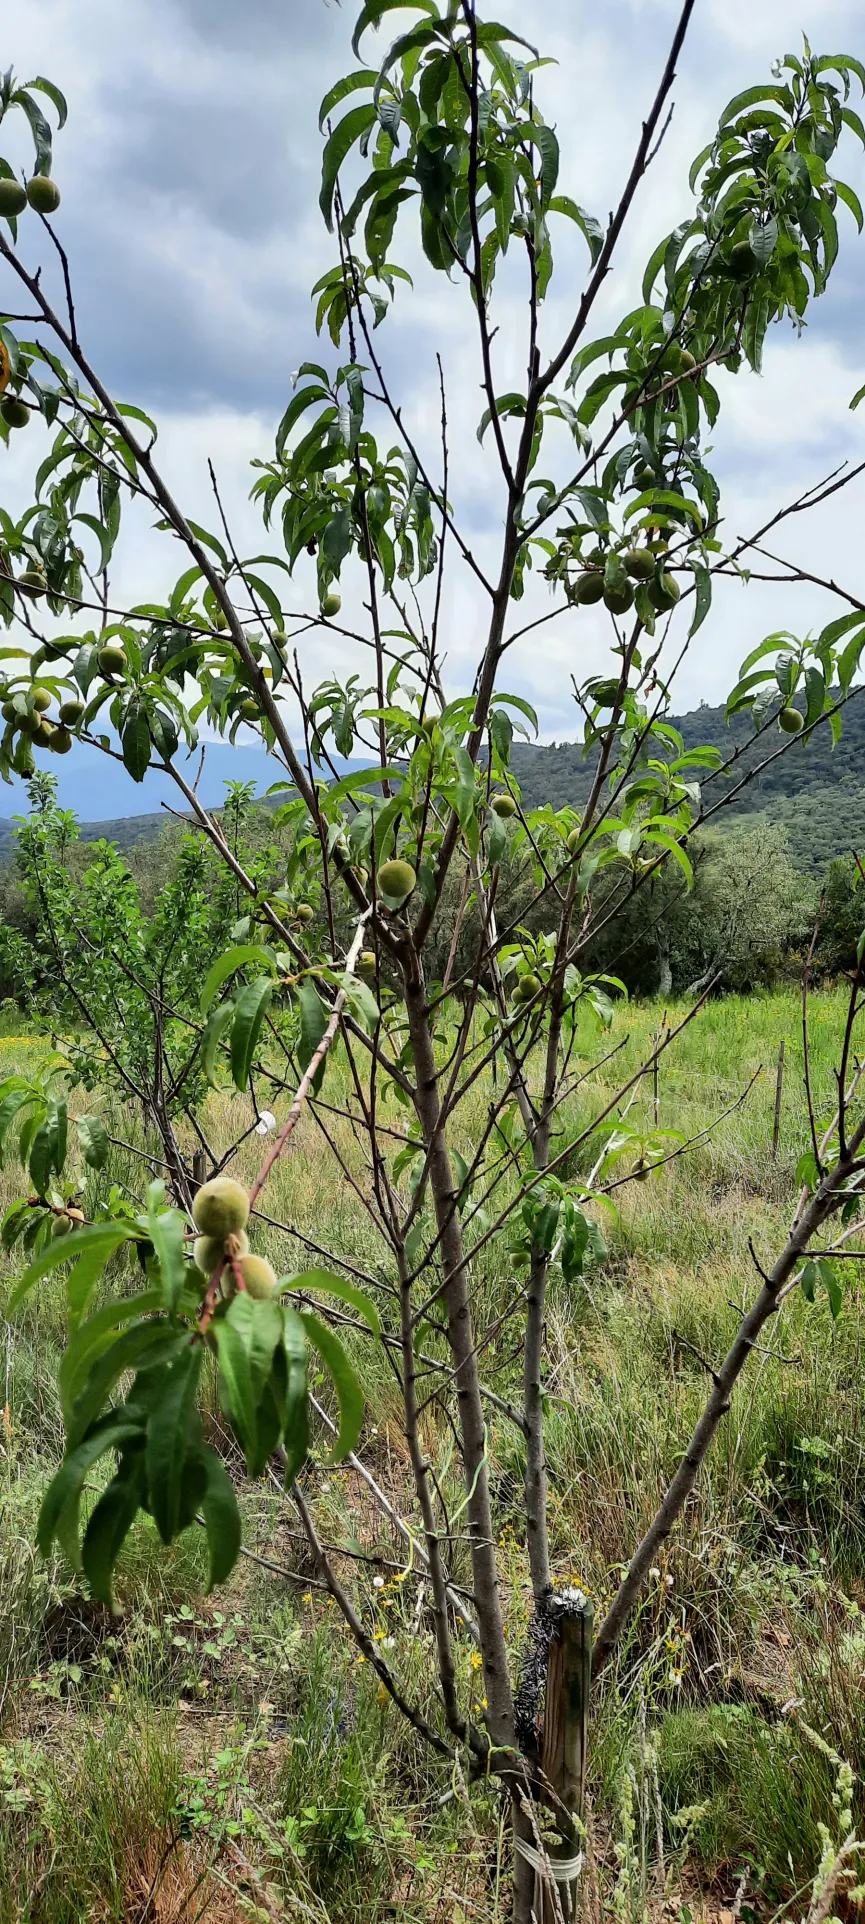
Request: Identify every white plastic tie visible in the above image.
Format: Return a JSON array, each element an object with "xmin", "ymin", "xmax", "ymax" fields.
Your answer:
[{"xmin": 514, "ymin": 1836, "xmax": 583, "ymax": 1884}]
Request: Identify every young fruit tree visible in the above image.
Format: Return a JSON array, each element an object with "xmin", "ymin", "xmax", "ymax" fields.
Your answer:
[{"xmin": 2, "ymin": 9, "xmax": 865, "ymax": 1917}]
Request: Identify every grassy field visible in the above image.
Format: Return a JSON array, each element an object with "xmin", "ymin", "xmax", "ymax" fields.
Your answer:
[{"xmin": 2, "ymin": 987, "xmax": 865, "ymax": 1922}]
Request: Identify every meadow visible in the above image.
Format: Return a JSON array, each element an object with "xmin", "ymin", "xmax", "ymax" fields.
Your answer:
[{"xmin": 2, "ymin": 986, "xmax": 864, "ymax": 1923}]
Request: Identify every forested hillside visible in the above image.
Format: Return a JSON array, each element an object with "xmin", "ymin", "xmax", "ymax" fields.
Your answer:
[
  {"xmin": 0, "ymin": 692, "xmax": 858, "ymax": 872},
  {"xmin": 510, "ymin": 691, "xmax": 865, "ymax": 871}
]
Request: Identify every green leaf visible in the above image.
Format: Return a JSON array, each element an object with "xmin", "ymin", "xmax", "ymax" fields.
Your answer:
[
  {"xmin": 298, "ymin": 980, "xmax": 329, "ymax": 1082},
  {"xmin": 818, "ymin": 1258, "xmax": 843, "ymax": 1321},
  {"xmin": 147, "ymin": 1346, "xmax": 204, "ymax": 1544},
  {"xmin": 200, "ymin": 944, "xmax": 275, "ymax": 1013},
  {"xmin": 343, "ymin": 973, "xmax": 379, "ymax": 1037},
  {"xmin": 8, "ymin": 1222, "xmax": 135, "ymax": 1315},
  {"xmin": 25, "ymin": 76, "xmax": 68, "ymax": 128},
  {"xmin": 835, "ymin": 178, "xmax": 863, "ymax": 233},
  {"xmin": 147, "ymin": 1185, "xmax": 187, "ymax": 1315},
  {"xmin": 75, "ymin": 1114, "xmax": 109, "ymax": 1171},
  {"xmin": 29, "ymin": 1096, "xmax": 67, "ymax": 1194},
  {"xmin": 201, "ymin": 999, "xmax": 236, "ymax": 1087},
  {"xmin": 121, "ymin": 701, "xmax": 152, "ymax": 783},
  {"xmin": 319, "ymin": 68, "xmax": 376, "ymax": 129},
  {"xmin": 285, "ymin": 1267, "xmax": 380, "ymax": 1337},
  {"xmin": 230, "ymin": 977, "xmax": 273, "ymax": 1093},
  {"xmin": 320, "ymin": 103, "xmax": 378, "ymax": 230},
  {"xmin": 81, "ymin": 1457, "xmax": 146, "ymax": 1607},
  {"xmin": 281, "ymin": 1306, "xmax": 309, "ymax": 1487},
  {"xmin": 58, "ymin": 1289, "xmax": 165, "ymax": 1424},
  {"xmin": 67, "ymin": 1323, "xmax": 186, "ymax": 1450},
  {"xmin": 300, "ymin": 1311, "xmax": 364, "ymax": 1464},
  {"xmin": 200, "ymin": 1448, "xmax": 242, "ymax": 1590},
  {"xmin": 351, "ymin": 0, "xmax": 436, "ymax": 58},
  {"xmin": 718, "ymin": 82, "xmax": 791, "ymax": 127},
  {"xmin": 643, "ymin": 829, "xmax": 694, "ymax": 889},
  {"xmin": 689, "ymin": 564, "xmax": 712, "ymax": 638},
  {"xmin": 37, "ymin": 1417, "xmax": 143, "ymax": 1560},
  {"xmin": 215, "ymin": 1294, "xmax": 285, "ymax": 1477},
  {"xmin": 527, "ymin": 124, "xmax": 559, "ymax": 207},
  {"xmin": 72, "ymin": 512, "xmax": 115, "ymax": 575},
  {"xmin": 322, "ymin": 507, "xmax": 352, "ymax": 576}
]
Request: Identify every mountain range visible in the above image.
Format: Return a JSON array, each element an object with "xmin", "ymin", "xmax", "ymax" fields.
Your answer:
[{"xmin": 0, "ymin": 693, "xmax": 862, "ymax": 873}]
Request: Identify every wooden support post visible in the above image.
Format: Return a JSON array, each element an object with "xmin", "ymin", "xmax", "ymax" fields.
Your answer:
[
  {"xmin": 772, "ymin": 1037, "xmax": 785, "ymax": 1162},
  {"xmin": 538, "ymin": 1590, "xmax": 594, "ymax": 1923},
  {"xmin": 191, "ymin": 1146, "xmax": 208, "ymax": 1191}
]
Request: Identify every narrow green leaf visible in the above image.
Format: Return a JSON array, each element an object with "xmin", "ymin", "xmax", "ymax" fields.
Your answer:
[
  {"xmin": 285, "ymin": 1267, "xmax": 381, "ymax": 1336},
  {"xmin": 68, "ymin": 1324, "xmax": 186, "ymax": 1449},
  {"xmin": 200, "ymin": 1448, "xmax": 242, "ymax": 1589},
  {"xmin": 147, "ymin": 1346, "xmax": 204, "ymax": 1544},
  {"xmin": 230, "ymin": 977, "xmax": 273, "ymax": 1093},
  {"xmin": 281, "ymin": 1306, "xmax": 309, "ymax": 1487},
  {"xmin": 58, "ymin": 1289, "xmax": 164, "ymax": 1424},
  {"xmin": 81, "ymin": 1457, "xmax": 146, "ymax": 1607},
  {"xmin": 75, "ymin": 1114, "xmax": 109, "ymax": 1171},
  {"xmin": 147, "ymin": 1186, "xmax": 187, "ymax": 1315},
  {"xmin": 37, "ymin": 1417, "xmax": 143, "ymax": 1559},
  {"xmin": 320, "ymin": 103, "xmax": 378, "ymax": 230},
  {"xmin": 200, "ymin": 944, "xmax": 275, "ymax": 1014},
  {"xmin": 300, "ymin": 1311, "xmax": 365, "ymax": 1464},
  {"xmin": 8, "ymin": 1222, "xmax": 135, "ymax": 1315}
]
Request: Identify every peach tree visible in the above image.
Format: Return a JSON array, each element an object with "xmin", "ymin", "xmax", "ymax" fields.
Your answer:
[{"xmin": 2, "ymin": 10, "xmax": 865, "ymax": 1916}]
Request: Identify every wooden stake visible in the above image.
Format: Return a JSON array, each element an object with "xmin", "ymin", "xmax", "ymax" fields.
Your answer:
[
  {"xmin": 772, "ymin": 1037, "xmax": 785, "ymax": 1161},
  {"xmin": 539, "ymin": 1591, "xmax": 594, "ymax": 1923},
  {"xmin": 191, "ymin": 1146, "xmax": 207, "ymax": 1191}
]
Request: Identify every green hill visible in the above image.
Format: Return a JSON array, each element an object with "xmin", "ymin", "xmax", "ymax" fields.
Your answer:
[{"xmin": 510, "ymin": 691, "xmax": 865, "ymax": 873}]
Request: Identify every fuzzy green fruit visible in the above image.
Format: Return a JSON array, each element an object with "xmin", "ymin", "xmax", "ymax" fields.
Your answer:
[
  {"xmin": 192, "ymin": 1176, "xmax": 250, "ymax": 1240},
  {"xmin": 19, "ymin": 569, "xmax": 46, "ymax": 598},
  {"xmin": 210, "ymin": 608, "xmax": 229, "ymax": 631},
  {"xmin": 603, "ymin": 579, "xmax": 635, "ymax": 616},
  {"xmin": 359, "ymin": 949, "xmax": 377, "ymax": 974},
  {"xmin": 193, "ymin": 1228, "xmax": 249, "ymax": 1275},
  {"xmin": 679, "ymin": 348, "xmax": 697, "ymax": 373},
  {"xmin": 51, "ymin": 1210, "xmax": 72, "ymax": 1238},
  {"xmin": 623, "ymin": 547, "xmax": 656, "ymax": 582},
  {"xmin": 419, "ymin": 709, "xmax": 439, "ymax": 735},
  {"xmin": 729, "ymin": 239, "xmax": 757, "ymax": 280},
  {"xmin": 633, "ymin": 464, "xmax": 656, "ymax": 490},
  {"xmin": 376, "ymin": 858, "xmax": 417, "ymax": 903},
  {"xmin": 321, "ymin": 592, "xmax": 342, "ymax": 617},
  {"xmin": 491, "ymin": 793, "xmax": 517, "ymax": 819},
  {"xmin": 572, "ymin": 570, "xmax": 605, "ymax": 606},
  {"xmin": 566, "ymin": 828, "xmax": 580, "ymax": 852},
  {"xmin": 0, "ymin": 178, "xmax": 27, "ymax": 217},
  {"xmin": 26, "ymin": 175, "xmax": 61, "ymax": 215},
  {"xmin": 1, "ymin": 397, "xmax": 30, "ymax": 430},
  {"xmin": 32, "ymin": 686, "xmax": 52, "ymax": 712},
  {"xmin": 514, "ymin": 972, "xmax": 541, "ymax": 1004},
  {"xmin": 32, "ymin": 717, "xmax": 55, "ymax": 748},
  {"xmin": 649, "ymin": 571, "xmax": 681, "ymax": 611},
  {"xmin": 97, "ymin": 642, "xmax": 127, "ymax": 676},
  {"xmin": 48, "ymin": 726, "xmax": 72, "ymax": 755},
  {"xmin": 778, "ymin": 706, "xmax": 804, "ymax": 734},
  {"xmin": 235, "ymin": 1253, "xmax": 279, "ymax": 1301},
  {"xmin": 239, "ymin": 698, "xmax": 259, "ymax": 721},
  {"xmin": 296, "ymin": 902, "xmax": 314, "ymax": 925},
  {"xmin": 58, "ymin": 699, "xmax": 83, "ymax": 725},
  {"xmin": 1, "ymin": 699, "xmax": 17, "ymax": 724}
]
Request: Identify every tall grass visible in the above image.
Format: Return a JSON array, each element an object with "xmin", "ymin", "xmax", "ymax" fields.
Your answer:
[{"xmin": 1, "ymin": 987, "xmax": 864, "ymax": 1916}]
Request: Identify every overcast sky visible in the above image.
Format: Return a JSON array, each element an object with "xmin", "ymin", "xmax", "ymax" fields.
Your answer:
[{"xmin": 2, "ymin": 0, "xmax": 865, "ymax": 746}]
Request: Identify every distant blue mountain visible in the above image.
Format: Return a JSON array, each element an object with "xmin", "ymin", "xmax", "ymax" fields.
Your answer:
[{"xmin": 0, "ymin": 740, "xmax": 357, "ymax": 824}]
